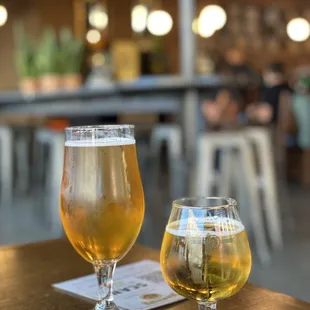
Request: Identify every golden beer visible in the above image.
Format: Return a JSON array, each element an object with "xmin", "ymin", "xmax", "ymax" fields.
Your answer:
[
  {"xmin": 60, "ymin": 138, "xmax": 144, "ymax": 263},
  {"xmin": 160, "ymin": 218, "xmax": 251, "ymax": 302}
]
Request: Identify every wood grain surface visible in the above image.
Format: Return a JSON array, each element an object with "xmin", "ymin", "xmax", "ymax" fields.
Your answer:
[{"xmin": 0, "ymin": 239, "xmax": 308, "ymax": 310}]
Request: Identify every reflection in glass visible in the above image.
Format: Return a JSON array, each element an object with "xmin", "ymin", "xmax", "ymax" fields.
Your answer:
[{"xmin": 161, "ymin": 197, "xmax": 251, "ymax": 310}]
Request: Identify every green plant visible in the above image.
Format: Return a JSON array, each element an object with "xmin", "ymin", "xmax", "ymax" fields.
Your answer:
[
  {"xmin": 300, "ymin": 76, "xmax": 310, "ymax": 89},
  {"xmin": 58, "ymin": 28, "xmax": 84, "ymax": 74},
  {"xmin": 35, "ymin": 27, "xmax": 59, "ymax": 75},
  {"xmin": 13, "ymin": 22, "xmax": 37, "ymax": 78}
]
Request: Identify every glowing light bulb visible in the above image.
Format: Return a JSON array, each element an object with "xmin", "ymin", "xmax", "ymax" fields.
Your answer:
[
  {"xmin": 131, "ymin": 4, "xmax": 148, "ymax": 33},
  {"xmin": 197, "ymin": 14, "xmax": 216, "ymax": 38},
  {"xmin": 0, "ymin": 5, "xmax": 8, "ymax": 27},
  {"xmin": 89, "ymin": 4, "xmax": 108, "ymax": 30},
  {"xmin": 86, "ymin": 29, "xmax": 101, "ymax": 44},
  {"xmin": 147, "ymin": 10, "xmax": 173, "ymax": 36},
  {"xmin": 192, "ymin": 18, "xmax": 198, "ymax": 34},
  {"xmin": 287, "ymin": 18, "xmax": 310, "ymax": 42},
  {"xmin": 199, "ymin": 5, "xmax": 227, "ymax": 31}
]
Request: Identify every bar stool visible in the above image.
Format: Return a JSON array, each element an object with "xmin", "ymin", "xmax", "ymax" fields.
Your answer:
[
  {"xmin": 194, "ymin": 131, "xmax": 270, "ymax": 264},
  {"xmin": 35, "ymin": 128, "xmax": 65, "ymax": 236},
  {"xmin": 35, "ymin": 129, "xmax": 65, "ymax": 190},
  {"xmin": 245, "ymin": 127, "xmax": 282, "ymax": 250},
  {"xmin": 150, "ymin": 124, "xmax": 185, "ymax": 199},
  {"xmin": 0, "ymin": 126, "xmax": 13, "ymax": 202},
  {"xmin": 150, "ymin": 124, "xmax": 182, "ymax": 159},
  {"xmin": 14, "ymin": 129, "xmax": 32, "ymax": 193},
  {"xmin": 0, "ymin": 115, "xmax": 47, "ymax": 195}
]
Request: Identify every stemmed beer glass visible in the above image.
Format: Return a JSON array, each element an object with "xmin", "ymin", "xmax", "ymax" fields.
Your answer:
[
  {"xmin": 160, "ymin": 197, "xmax": 251, "ymax": 310},
  {"xmin": 60, "ymin": 125, "xmax": 144, "ymax": 310}
]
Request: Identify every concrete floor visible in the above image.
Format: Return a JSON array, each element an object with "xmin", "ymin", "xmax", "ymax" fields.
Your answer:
[{"xmin": 1, "ymin": 146, "xmax": 310, "ymax": 303}]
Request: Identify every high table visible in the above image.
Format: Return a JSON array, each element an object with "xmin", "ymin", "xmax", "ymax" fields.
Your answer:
[
  {"xmin": 0, "ymin": 76, "xmax": 236, "ymax": 160},
  {"xmin": 0, "ymin": 239, "xmax": 308, "ymax": 310}
]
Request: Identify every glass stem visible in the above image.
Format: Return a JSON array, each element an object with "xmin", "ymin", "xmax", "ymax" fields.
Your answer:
[
  {"xmin": 198, "ymin": 301, "xmax": 217, "ymax": 310},
  {"xmin": 94, "ymin": 262, "xmax": 117, "ymax": 310}
]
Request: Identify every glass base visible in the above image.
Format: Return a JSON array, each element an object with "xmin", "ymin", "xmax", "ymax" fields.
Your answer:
[
  {"xmin": 95, "ymin": 301, "xmax": 119, "ymax": 310},
  {"xmin": 198, "ymin": 301, "xmax": 217, "ymax": 310}
]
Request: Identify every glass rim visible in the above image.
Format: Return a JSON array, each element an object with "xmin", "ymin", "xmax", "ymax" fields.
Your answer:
[
  {"xmin": 172, "ymin": 196, "xmax": 237, "ymax": 210},
  {"xmin": 65, "ymin": 124, "xmax": 135, "ymax": 131}
]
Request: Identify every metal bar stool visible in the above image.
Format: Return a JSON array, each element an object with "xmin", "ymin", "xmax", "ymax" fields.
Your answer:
[
  {"xmin": 0, "ymin": 126, "xmax": 13, "ymax": 202},
  {"xmin": 150, "ymin": 124, "xmax": 186, "ymax": 200},
  {"xmin": 150, "ymin": 124, "xmax": 183, "ymax": 159},
  {"xmin": 34, "ymin": 127, "xmax": 65, "ymax": 237},
  {"xmin": 245, "ymin": 126, "xmax": 283, "ymax": 249},
  {"xmin": 194, "ymin": 131, "xmax": 270, "ymax": 264}
]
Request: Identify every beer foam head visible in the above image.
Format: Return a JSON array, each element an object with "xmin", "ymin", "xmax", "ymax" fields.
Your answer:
[
  {"xmin": 166, "ymin": 217, "xmax": 245, "ymax": 237},
  {"xmin": 65, "ymin": 137, "xmax": 135, "ymax": 147}
]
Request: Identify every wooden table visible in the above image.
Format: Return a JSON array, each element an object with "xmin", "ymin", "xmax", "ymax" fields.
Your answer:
[{"xmin": 0, "ymin": 239, "xmax": 308, "ymax": 310}]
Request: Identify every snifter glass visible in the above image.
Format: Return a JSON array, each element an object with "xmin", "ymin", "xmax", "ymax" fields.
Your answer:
[
  {"xmin": 60, "ymin": 125, "xmax": 145, "ymax": 310},
  {"xmin": 160, "ymin": 197, "xmax": 251, "ymax": 310}
]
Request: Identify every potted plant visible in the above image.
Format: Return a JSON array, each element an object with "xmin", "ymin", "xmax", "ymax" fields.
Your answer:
[
  {"xmin": 36, "ymin": 27, "xmax": 60, "ymax": 92},
  {"xmin": 13, "ymin": 22, "xmax": 38, "ymax": 95},
  {"xmin": 58, "ymin": 28, "xmax": 84, "ymax": 90}
]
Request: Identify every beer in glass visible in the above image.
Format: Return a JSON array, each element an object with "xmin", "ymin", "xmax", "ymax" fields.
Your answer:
[
  {"xmin": 60, "ymin": 125, "xmax": 144, "ymax": 310},
  {"xmin": 160, "ymin": 197, "xmax": 251, "ymax": 310}
]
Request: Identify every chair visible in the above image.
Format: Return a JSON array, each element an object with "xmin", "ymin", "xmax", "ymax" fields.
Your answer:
[{"xmin": 194, "ymin": 131, "xmax": 270, "ymax": 264}]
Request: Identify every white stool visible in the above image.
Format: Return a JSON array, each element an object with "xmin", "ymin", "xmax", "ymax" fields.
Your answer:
[
  {"xmin": 35, "ymin": 128, "xmax": 65, "ymax": 236},
  {"xmin": 0, "ymin": 126, "xmax": 13, "ymax": 202},
  {"xmin": 150, "ymin": 124, "xmax": 185, "ymax": 199},
  {"xmin": 35, "ymin": 129, "xmax": 65, "ymax": 192},
  {"xmin": 245, "ymin": 127, "xmax": 282, "ymax": 249},
  {"xmin": 195, "ymin": 131, "xmax": 270, "ymax": 264},
  {"xmin": 150, "ymin": 124, "xmax": 182, "ymax": 159},
  {"xmin": 15, "ymin": 129, "xmax": 31, "ymax": 193}
]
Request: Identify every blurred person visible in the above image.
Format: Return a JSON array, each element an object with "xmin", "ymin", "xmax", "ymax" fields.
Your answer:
[
  {"xmin": 247, "ymin": 103, "xmax": 273, "ymax": 125},
  {"xmin": 201, "ymin": 88, "xmax": 242, "ymax": 129},
  {"xmin": 247, "ymin": 63, "xmax": 291, "ymax": 124},
  {"xmin": 292, "ymin": 75, "xmax": 310, "ymax": 149},
  {"xmin": 292, "ymin": 74, "xmax": 310, "ymax": 185},
  {"xmin": 217, "ymin": 48, "xmax": 260, "ymax": 106},
  {"xmin": 218, "ymin": 48, "xmax": 260, "ymax": 85},
  {"xmin": 201, "ymin": 89, "xmax": 243, "ymax": 172}
]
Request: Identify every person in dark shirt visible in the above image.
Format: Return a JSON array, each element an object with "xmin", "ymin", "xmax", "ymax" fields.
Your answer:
[
  {"xmin": 248, "ymin": 63, "xmax": 291, "ymax": 124},
  {"xmin": 260, "ymin": 63, "xmax": 291, "ymax": 122},
  {"xmin": 217, "ymin": 48, "xmax": 261, "ymax": 85}
]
